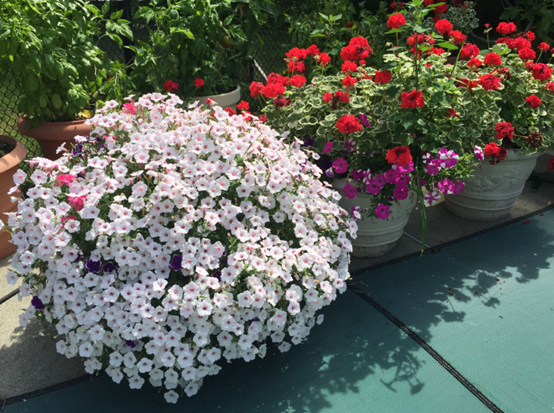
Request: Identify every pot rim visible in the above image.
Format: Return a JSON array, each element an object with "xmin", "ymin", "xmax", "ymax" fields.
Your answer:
[{"xmin": 0, "ymin": 135, "xmax": 28, "ymax": 174}]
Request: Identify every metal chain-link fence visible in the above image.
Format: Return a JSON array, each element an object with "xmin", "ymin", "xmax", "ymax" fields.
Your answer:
[{"xmin": 0, "ymin": 0, "xmax": 289, "ymax": 160}]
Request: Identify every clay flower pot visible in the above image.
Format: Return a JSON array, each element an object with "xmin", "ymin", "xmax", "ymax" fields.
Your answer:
[
  {"xmin": 0, "ymin": 135, "xmax": 27, "ymax": 259},
  {"xmin": 17, "ymin": 117, "xmax": 91, "ymax": 160}
]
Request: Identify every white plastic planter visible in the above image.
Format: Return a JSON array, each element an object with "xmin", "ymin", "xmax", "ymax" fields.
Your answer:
[
  {"xmin": 445, "ymin": 149, "xmax": 540, "ymax": 221},
  {"xmin": 333, "ymin": 179, "xmax": 416, "ymax": 258},
  {"xmin": 195, "ymin": 86, "xmax": 241, "ymax": 110}
]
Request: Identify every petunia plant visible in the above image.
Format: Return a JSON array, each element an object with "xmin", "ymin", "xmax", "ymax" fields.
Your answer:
[{"xmin": 2, "ymin": 94, "xmax": 356, "ymax": 403}]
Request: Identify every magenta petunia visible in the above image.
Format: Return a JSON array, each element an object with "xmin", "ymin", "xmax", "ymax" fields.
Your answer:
[
  {"xmin": 375, "ymin": 203, "xmax": 390, "ymax": 220},
  {"xmin": 332, "ymin": 158, "xmax": 349, "ymax": 174},
  {"xmin": 323, "ymin": 142, "xmax": 333, "ymax": 154},
  {"xmin": 393, "ymin": 185, "xmax": 409, "ymax": 200},
  {"xmin": 437, "ymin": 178, "xmax": 454, "ymax": 194},
  {"xmin": 342, "ymin": 183, "xmax": 358, "ymax": 199}
]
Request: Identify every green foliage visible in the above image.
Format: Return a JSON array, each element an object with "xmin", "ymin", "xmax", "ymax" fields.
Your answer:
[
  {"xmin": 500, "ymin": 0, "xmax": 554, "ymax": 44},
  {"xmin": 0, "ymin": 0, "xmax": 132, "ymax": 124},
  {"xmin": 128, "ymin": 0, "xmax": 281, "ymax": 99}
]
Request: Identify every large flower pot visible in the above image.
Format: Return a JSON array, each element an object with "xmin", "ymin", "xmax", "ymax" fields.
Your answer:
[
  {"xmin": 195, "ymin": 86, "xmax": 241, "ymax": 110},
  {"xmin": 0, "ymin": 135, "xmax": 27, "ymax": 259},
  {"xmin": 17, "ymin": 117, "xmax": 90, "ymax": 160},
  {"xmin": 333, "ymin": 179, "xmax": 416, "ymax": 258},
  {"xmin": 445, "ymin": 149, "xmax": 540, "ymax": 221},
  {"xmin": 531, "ymin": 148, "xmax": 554, "ymax": 183}
]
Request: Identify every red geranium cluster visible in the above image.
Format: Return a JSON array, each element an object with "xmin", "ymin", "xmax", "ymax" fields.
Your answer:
[
  {"xmin": 386, "ymin": 146, "xmax": 412, "ymax": 166},
  {"xmin": 529, "ymin": 63, "xmax": 553, "ymax": 82},
  {"xmin": 518, "ymin": 48, "xmax": 536, "ymax": 61},
  {"xmin": 163, "ymin": 80, "xmax": 179, "ymax": 92},
  {"xmin": 336, "ymin": 114, "xmax": 362, "ymax": 134},
  {"xmin": 193, "ymin": 78, "xmax": 203, "ymax": 88},
  {"xmin": 400, "ymin": 90, "xmax": 425, "ymax": 109},
  {"xmin": 284, "ymin": 44, "xmax": 328, "ymax": 74},
  {"xmin": 467, "ymin": 57, "xmax": 483, "ymax": 68},
  {"xmin": 435, "ymin": 19, "xmax": 452, "ymax": 35},
  {"xmin": 483, "ymin": 52, "xmax": 502, "ymax": 66},
  {"xmin": 374, "ymin": 70, "xmax": 392, "ymax": 85},
  {"xmin": 460, "ymin": 43, "xmax": 480, "ymax": 60},
  {"xmin": 495, "ymin": 122, "xmax": 515, "ymax": 140},
  {"xmin": 496, "ymin": 22, "xmax": 517, "ymax": 35},
  {"xmin": 484, "ymin": 142, "xmax": 508, "ymax": 164},
  {"xmin": 341, "ymin": 60, "xmax": 358, "ymax": 73},
  {"xmin": 526, "ymin": 95, "xmax": 542, "ymax": 108},
  {"xmin": 478, "ymin": 73, "xmax": 501, "ymax": 91},
  {"xmin": 458, "ymin": 78, "xmax": 478, "ymax": 90},
  {"xmin": 340, "ymin": 37, "xmax": 373, "ymax": 61},
  {"xmin": 538, "ymin": 42, "xmax": 551, "ymax": 52},
  {"xmin": 323, "ymin": 91, "xmax": 350, "ymax": 110},
  {"xmin": 260, "ymin": 73, "xmax": 288, "ymax": 99},
  {"xmin": 387, "ymin": 13, "xmax": 406, "ymax": 29}
]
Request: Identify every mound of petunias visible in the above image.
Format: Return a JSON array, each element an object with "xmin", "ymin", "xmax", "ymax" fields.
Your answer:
[{"xmin": 4, "ymin": 94, "xmax": 357, "ymax": 404}]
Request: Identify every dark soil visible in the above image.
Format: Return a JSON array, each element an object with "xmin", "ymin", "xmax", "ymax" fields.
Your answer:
[{"xmin": 0, "ymin": 141, "xmax": 15, "ymax": 158}]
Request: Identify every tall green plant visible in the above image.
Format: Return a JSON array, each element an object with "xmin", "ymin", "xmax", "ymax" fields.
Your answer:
[{"xmin": 0, "ymin": 0, "xmax": 132, "ymax": 125}]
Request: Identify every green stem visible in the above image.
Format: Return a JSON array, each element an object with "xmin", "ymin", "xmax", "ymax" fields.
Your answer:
[
  {"xmin": 449, "ymin": 41, "xmax": 465, "ymax": 79},
  {"xmin": 414, "ymin": 37, "xmax": 420, "ymax": 90}
]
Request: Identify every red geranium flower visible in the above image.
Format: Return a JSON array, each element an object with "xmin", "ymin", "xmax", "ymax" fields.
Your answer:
[
  {"xmin": 374, "ymin": 70, "xmax": 392, "ymax": 85},
  {"xmin": 386, "ymin": 146, "xmax": 412, "ymax": 166},
  {"xmin": 467, "ymin": 57, "xmax": 482, "ymax": 68},
  {"xmin": 526, "ymin": 31, "xmax": 536, "ymax": 41},
  {"xmin": 546, "ymin": 82, "xmax": 554, "ymax": 92},
  {"xmin": 273, "ymin": 97, "xmax": 291, "ymax": 108},
  {"xmin": 260, "ymin": 83, "xmax": 285, "ymax": 99},
  {"xmin": 341, "ymin": 60, "xmax": 358, "ymax": 73},
  {"xmin": 496, "ymin": 22, "xmax": 517, "ymax": 35},
  {"xmin": 423, "ymin": 0, "xmax": 433, "ymax": 6},
  {"xmin": 401, "ymin": 90, "xmax": 425, "ymax": 109},
  {"xmin": 317, "ymin": 53, "xmax": 331, "ymax": 67},
  {"xmin": 236, "ymin": 100, "xmax": 249, "ymax": 111},
  {"xmin": 460, "ymin": 43, "xmax": 480, "ymax": 60},
  {"xmin": 495, "ymin": 122, "xmax": 515, "ymax": 140},
  {"xmin": 449, "ymin": 30, "xmax": 467, "ymax": 45},
  {"xmin": 518, "ymin": 47, "xmax": 536, "ymax": 61},
  {"xmin": 387, "ymin": 13, "xmax": 406, "ymax": 29},
  {"xmin": 224, "ymin": 107, "xmax": 237, "ymax": 116},
  {"xmin": 340, "ymin": 37, "xmax": 373, "ymax": 61},
  {"xmin": 286, "ymin": 47, "xmax": 308, "ymax": 60},
  {"xmin": 458, "ymin": 78, "xmax": 478, "ymax": 91},
  {"xmin": 538, "ymin": 42, "xmax": 551, "ymax": 52},
  {"xmin": 342, "ymin": 75, "xmax": 358, "ymax": 87},
  {"xmin": 548, "ymin": 157, "xmax": 554, "ymax": 172},
  {"xmin": 287, "ymin": 60, "xmax": 306, "ymax": 73},
  {"xmin": 435, "ymin": 19, "xmax": 453, "ymax": 35},
  {"xmin": 193, "ymin": 78, "xmax": 203, "ymax": 88},
  {"xmin": 530, "ymin": 63, "xmax": 553, "ymax": 82},
  {"xmin": 289, "ymin": 74, "xmax": 307, "ymax": 87},
  {"xmin": 434, "ymin": 4, "xmax": 448, "ymax": 14},
  {"xmin": 483, "ymin": 52, "xmax": 502, "ymax": 66},
  {"xmin": 336, "ymin": 114, "xmax": 362, "ymax": 134},
  {"xmin": 306, "ymin": 44, "xmax": 320, "ymax": 56},
  {"xmin": 478, "ymin": 73, "xmax": 501, "ymax": 91},
  {"xmin": 446, "ymin": 108, "xmax": 458, "ymax": 117},
  {"xmin": 164, "ymin": 80, "xmax": 179, "ymax": 92},
  {"xmin": 526, "ymin": 95, "xmax": 542, "ymax": 108},
  {"xmin": 249, "ymin": 81, "xmax": 263, "ymax": 98},
  {"xmin": 484, "ymin": 142, "xmax": 499, "ymax": 158},
  {"xmin": 323, "ymin": 92, "xmax": 333, "ymax": 103}
]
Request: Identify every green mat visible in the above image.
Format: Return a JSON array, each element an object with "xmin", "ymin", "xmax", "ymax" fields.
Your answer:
[
  {"xmin": 351, "ymin": 209, "xmax": 554, "ymax": 413},
  {"xmin": 4, "ymin": 289, "xmax": 489, "ymax": 413}
]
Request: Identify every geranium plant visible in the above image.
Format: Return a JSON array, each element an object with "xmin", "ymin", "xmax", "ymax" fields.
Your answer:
[
  {"xmin": 454, "ymin": 21, "xmax": 554, "ymax": 163},
  {"xmin": 0, "ymin": 0, "xmax": 133, "ymax": 125},
  {"xmin": 251, "ymin": 1, "xmax": 485, "ymax": 231},
  {"xmin": 2, "ymin": 93, "xmax": 356, "ymax": 403}
]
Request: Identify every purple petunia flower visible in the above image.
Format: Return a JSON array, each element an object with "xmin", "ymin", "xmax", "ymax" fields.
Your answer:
[
  {"xmin": 86, "ymin": 259, "xmax": 101, "ymax": 274},
  {"xmin": 170, "ymin": 254, "xmax": 183, "ymax": 271},
  {"xmin": 103, "ymin": 262, "xmax": 117, "ymax": 273},
  {"xmin": 342, "ymin": 183, "xmax": 358, "ymax": 199},
  {"xmin": 125, "ymin": 340, "xmax": 137, "ymax": 348},
  {"xmin": 302, "ymin": 137, "xmax": 315, "ymax": 147},
  {"xmin": 323, "ymin": 142, "xmax": 333, "ymax": 154},
  {"xmin": 31, "ymin": 296, "xmax": 45, "ymax": 310},
  {"xmin": 332, "ymin": 158, "xmax": 348, "ymax": 174}
]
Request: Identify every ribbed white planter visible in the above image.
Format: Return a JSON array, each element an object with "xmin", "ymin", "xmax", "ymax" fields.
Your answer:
[
  {"xmin": 531, "ymin": 148, "xmax": 554, "ymax": 182},
  {"xmin": 333, "ymin": 179, "xmax": 416, "ymax": 258},
  {"xmin": 445, "ymin": 149, "xmax": 540, "ymax": 221},
  {"xmin": 195, "ymin": 86, "xmax": 241, "ymax": 110}
]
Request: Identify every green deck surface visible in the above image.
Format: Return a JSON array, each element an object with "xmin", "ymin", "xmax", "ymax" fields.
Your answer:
[{"xmin": 5, "ymin": 209, "xmax": 554, "ymax": 413}]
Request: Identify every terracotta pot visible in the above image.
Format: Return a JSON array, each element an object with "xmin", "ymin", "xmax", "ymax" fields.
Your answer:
[
  {"xmin": 17, "ymin": 117, "xmax": 91, "ymax": 160},
  {"xmin": 0, "ymin": 135, "xmax": 27, "ymax": 259},
  {"xmin": 195, "ymin": 86, "xmax": 241, "ymax": 110}
]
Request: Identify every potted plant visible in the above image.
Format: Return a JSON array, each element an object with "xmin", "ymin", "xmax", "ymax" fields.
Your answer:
[
  {"xmin": 0, "ymin": 135, "xmax": 27, "ymax": 259},
  {"xmin": 251, "ymin": 2, "xmax": 480, "ymax": 256},
  {"xmin": 3, "ymin": 92, "xmax": 356, "ymax": 403},
  {"xmin": 442, "ymin": 21, "xmax": 554, "ymax": 220},
  {"xmin": 0, "ymin": 0, "xmax": 133, "ymax": 160},
  {"xmin": 128, "ymin": 0, "xmax": 280, "ymax": 108}
]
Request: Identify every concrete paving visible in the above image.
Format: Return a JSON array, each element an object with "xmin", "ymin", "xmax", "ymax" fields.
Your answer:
[{"xmin": 0, "ymin": 176, "xmax": 553, "ymax": 401}]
